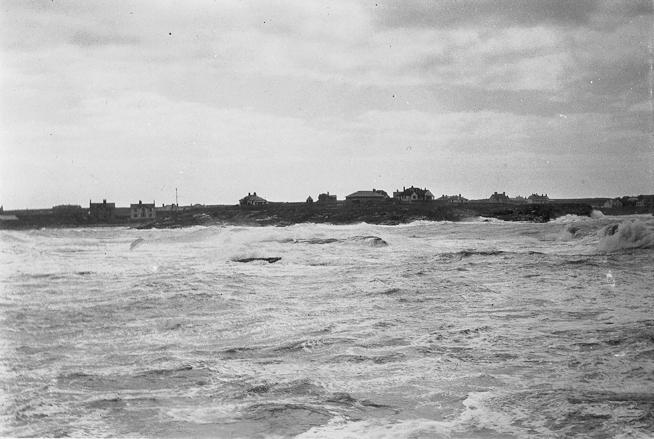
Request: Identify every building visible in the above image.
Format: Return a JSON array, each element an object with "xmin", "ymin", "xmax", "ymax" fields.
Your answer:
[
  {"xmin": 130, "ymin": 200, "xmax": 156, "ymax": 220},
  {"xmin": 239, "ymin": 192, "xmax": 268, "ymax": 207},
  {"xmin": 437, "ymin": 194, "xmax": 468, "ymax": 204},
  {"xmin": 306, "ymin": 196, "xmax": 314, "ymax": 204},
  {"xmin": 89, "ymin": 199, "xmax": 115, "ymax": 222},
  {"xmin": 345, "ymin": 189, "xmax": 390, "ymax": 204},
  {"xmin": 636, "ymin": 195, "xmax": 654, "ymax": 207},
  {"xmin": 603, "ymin": 198, "xmax": 623, "ymax": 208},
  {"xmin": 488, "ymin": 192, "xmax": 510, "ymax": 203},
  {"xmin": 528, "ymin": 193, "xmax": 550, "ymax": 204},
  {"xmin": 393, "ymin": 186, "xmax": 434, "ymax": 202},
  {"xmin": 317, "ymin": 192, "xmax": 337, "ymax": 205}
]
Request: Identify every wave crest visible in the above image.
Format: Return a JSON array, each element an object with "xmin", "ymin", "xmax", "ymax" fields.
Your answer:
[{"xmin": 598, "ymin": 220, "xmax": 654, "ymax": 251}]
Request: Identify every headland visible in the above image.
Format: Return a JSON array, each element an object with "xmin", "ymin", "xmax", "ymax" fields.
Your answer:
[{"xmin": 0, "ymin": 201, "xmax": 597, "ymax": 230}]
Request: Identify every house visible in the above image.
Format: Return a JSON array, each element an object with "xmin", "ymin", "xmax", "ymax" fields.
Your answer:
[
  {"xmin": 89, "ymin": 199, "xmax": 115, "ymax": 221},
  {"xmin": 603, "ymin": 198, "xmax": 623, "ymax": 208},
  {"xmin": 345, "ymin": 189, "xmax": 390, "ymax": 204},
  {"xmin": 306, "ymin": 196, "xmax": 314, "ymax": 204},
  {"xmin": 130, "ymin": 200, "xmax": 156, "ymax": 220},
  {"xmin": 636, "ymin": 195, "xmax": 654, "ymax": 207},
  {"xmin": 317, "ymin": 192, "xmax": 337, "ymax": 205},
  {"xmin": 436, "ymin": 194, "xmax": 468, "ymax": 204},
  {"xmin": 619, "ymin": 196, "xmax": 639, "ymax": 206},
  {"xmin": 392, "ymin": 186, "xmax": 434, "ymax": 202},
  {"xmin": 239, "ymin": 192, "xmax": 268, "ymax": 207},
  {"xmin": 488, "ymin": 192, "xmax": 510, "ymax": 203},
  {"xmin": 528, "ymin": 193, "xmax": 550, "ymax": 204}
]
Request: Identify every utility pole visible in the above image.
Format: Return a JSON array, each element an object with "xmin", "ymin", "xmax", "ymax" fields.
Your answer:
[{"xmin": 175, "ymin": 188, "xmax": 178, "ymax": 207}]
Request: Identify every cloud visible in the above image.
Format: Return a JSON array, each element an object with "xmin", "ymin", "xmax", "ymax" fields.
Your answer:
[
  {"xmin": 373, "ymin": 0, "xmax": 651, "ymax": 29},
  {"xmin": 0, "ymin": 0, "xmax": 651, "ymax": 205}
]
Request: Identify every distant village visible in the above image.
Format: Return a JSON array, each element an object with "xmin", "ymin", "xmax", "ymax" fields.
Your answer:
[{"xmin": 1, "ymin": 185, "xmax": 653, "ymax": 225}]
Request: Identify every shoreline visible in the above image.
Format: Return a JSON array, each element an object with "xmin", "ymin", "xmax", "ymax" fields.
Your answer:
[{"xmin": 0, "ymin": 202, "xmax": 603, "ymax": 230}]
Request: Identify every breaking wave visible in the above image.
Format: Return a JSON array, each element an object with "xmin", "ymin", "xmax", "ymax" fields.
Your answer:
[{"xmin": 598, "ymin": 219, "xmax": 654, "ymax": 251}]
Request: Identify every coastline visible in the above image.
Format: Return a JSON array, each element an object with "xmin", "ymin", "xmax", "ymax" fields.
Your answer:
[{"xmin": 0, "ymin": 202, "xmax": 599, "ymax": 230}]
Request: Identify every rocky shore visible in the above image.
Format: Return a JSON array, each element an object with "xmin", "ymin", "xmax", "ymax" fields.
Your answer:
[
  {"xmin": 0, "ymin": 202, "xmax": 595, "ymax": 230},
  {"xmin": 136, "ymin": 202, "xmax": 594, "ymax": 229}
]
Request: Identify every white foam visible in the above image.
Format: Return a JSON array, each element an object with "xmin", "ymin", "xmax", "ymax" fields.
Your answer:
[
  {"xmin": 297, "ymin": 417, "xmax": 453, "ymax": 439},
  {"xmin": 598, "ymin": 219, "xmax": 654, "ymax": 251}
]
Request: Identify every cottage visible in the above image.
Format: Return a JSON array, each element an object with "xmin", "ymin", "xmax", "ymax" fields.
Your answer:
[
  {"xmin": 436, "ymin": 194, "xmax": 468, "ymax": 204},
  {"xmin": 317, "ymin": 192, "xmax": 337, "ymax": 205},
  {"xmin": 89, "ymin": 199, "xmax": 116, "ymax": 221},
  {"xmin": 346, "ymin": 189, "xmax": 390, "ymax": 204},
  {"xmin": 393, "ymin": 186, "xmax": 434, "ymax": 202},
  {"xmin": 239, "ymin": 192, "xmax": 268, "ymax": 207},
  {"xmin": 528, "ymin": 193, "xmax": 550, "ymax": 204},
  {"xmin": 130, "ymin": 200, "xmax": 156, "ymax": 220},
  {"xmin": 488, "ymin": 192, "xmax": 510, "ymax": 203}
]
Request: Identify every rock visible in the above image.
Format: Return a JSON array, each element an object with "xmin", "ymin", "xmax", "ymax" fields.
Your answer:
[{"xmin": 233, "ymin": 257, "xmax": 282, "ymax": 263}]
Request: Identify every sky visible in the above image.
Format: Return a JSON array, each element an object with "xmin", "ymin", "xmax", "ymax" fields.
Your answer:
[{"xmin": 1, "ymin": 0, "xmax": 652, "ymax": 208}]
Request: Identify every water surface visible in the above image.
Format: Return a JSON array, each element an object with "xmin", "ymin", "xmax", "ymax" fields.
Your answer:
[{"xmin": 1, "ymin": 215, "xmax": 653, "ymax": 437}]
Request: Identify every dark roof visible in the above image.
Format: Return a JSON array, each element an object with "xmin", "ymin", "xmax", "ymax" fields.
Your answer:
[
  {"xmin": 395, "ymin": 186, "xmax": 432, "ymax": 197},
  {"xmin": 240, "ymin": 194, "xmax": 267, "ymax": 202},
  {"xmin": 346, "ymin": 190, "xmax": 389, "ymax": 199}
]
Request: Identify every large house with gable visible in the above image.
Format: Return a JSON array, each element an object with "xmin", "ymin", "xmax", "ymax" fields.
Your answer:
[
  {"xmin": 528, "ymin": 193, "xmax": 550, "ymax": 204},
  {"xmin": 130, "ymin": 200, "xmax": 156, "ymax": 220},
  {"xmin": 239, "ymin": 192, "xmax": 268, "ymax": 207},
  {"xmin": 392, "ymin": 186, "xmax": 434, "ymax": 202},
  {"xmin": 488, "ymin": 192, "xmax": 510, "ymax": 203}
]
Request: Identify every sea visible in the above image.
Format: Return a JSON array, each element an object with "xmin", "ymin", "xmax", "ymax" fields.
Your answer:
[{"xmin": 0, "ymin": 213, "xmax": 653, "ymax": 438}]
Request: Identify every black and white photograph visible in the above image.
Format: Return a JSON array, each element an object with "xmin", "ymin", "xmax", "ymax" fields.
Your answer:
[{"xmin": 1, "ymin": 0, "xmax": 653, "ymax": 437}]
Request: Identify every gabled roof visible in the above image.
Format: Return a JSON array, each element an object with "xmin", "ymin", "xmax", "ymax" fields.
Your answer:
[
  {"xmin": 240, "ymin": 194, "xmax": 267, "ymax": 202},
  {"xmin": 395, "ymin": 186, "xmax": 431, "ymax": 197}
]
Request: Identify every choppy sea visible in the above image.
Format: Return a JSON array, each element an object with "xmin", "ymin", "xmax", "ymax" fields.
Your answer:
[{"xmin": 1, "ymin": 213, "xmax": 653, "ymax": 438}]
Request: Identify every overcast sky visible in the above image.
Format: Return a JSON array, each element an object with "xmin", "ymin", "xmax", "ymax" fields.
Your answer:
[{"xmin": 1, "ymin": 0, "xmax": 652, "ymax": 208}]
